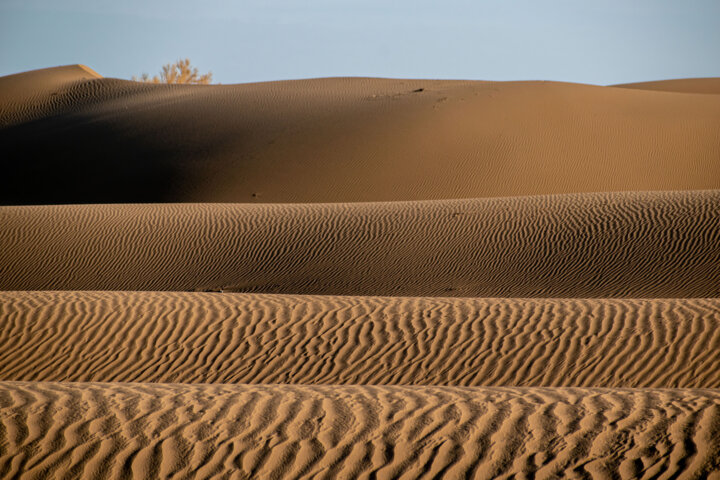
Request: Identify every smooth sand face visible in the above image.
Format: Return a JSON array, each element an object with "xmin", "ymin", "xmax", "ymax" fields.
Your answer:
[
  {"xmin": 613, "ymin": 78, "xmax": 720, "ymax": 94},
  {"xmin": 2, "ymin": 67, "xmax": 720, "ymax": 478},
  {"xmin": 2, "ymin": 71, "xmax": 720, "ymax": 204}
]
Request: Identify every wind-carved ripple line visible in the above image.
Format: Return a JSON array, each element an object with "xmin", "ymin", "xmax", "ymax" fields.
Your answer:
[
  {"xmin": 1, "ymin": 191, "xmax": 719, "ymax": 297},
  {"xmin": 1, "ymin": 382, "xmax": 718, "ymax": 479},
  {"xmin": 1, "ymin": 292, "xmax": 720, "ymax": 388}
]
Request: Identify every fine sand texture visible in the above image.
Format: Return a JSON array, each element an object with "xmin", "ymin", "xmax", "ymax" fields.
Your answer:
[
  {"xmin": 0, "ymin": 65, "xmax": 101, "ymax": 128},
  {"xmin": 1, "ymin": 292, "xmax": 720, "ymax": 388},
  {"xmin": 2, "ymin": 66, "xmax": 720, "ymax": 479},
  {"xmin": 613, "ymin": 78, "xmax": 720, "ymax": 94},
  {"xmin": 1, "ymin": 190, "xmax": 719, "ymax": 297},
  {"xmin": 2, "ymin": 68, "xmax": 720, "ymax": 204},
  {"xmin": 1, "ymin": 382, "xmax": 720, "ymax": 480}
]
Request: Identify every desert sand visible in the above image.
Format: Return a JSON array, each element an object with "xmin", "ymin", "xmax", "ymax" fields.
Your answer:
[
  {"xmin": 2, "ymin": 382, "xmax": 720, "ymax": 479},
  {"xmin": 1, "ymin": 191, "xmax": 719, "ymax": 296},
  {"xmin": 1, "ymin": 65, "xmax": 720, "ymax": 478},
  {"xmin": 2, "ymin": 292, "xmax": 720, "ymax": 388},
  {"xmin": 2, "ymin": 67, "xmax": 720, "ymax": 204},
  {"xmin": 0, "ymin": 65, "xmax": 100, "ymax": 128},
  {"xmin": 0, "ymin": 191, "xmax": 720, "ymax": 297},
  {"xmin": 614, "ymin": 77, "xmax": 720, "ymax": 94}
]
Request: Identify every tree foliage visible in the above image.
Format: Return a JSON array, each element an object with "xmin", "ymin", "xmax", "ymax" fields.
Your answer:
[{"xmin": 133, "ymin": 59, "xmax": 212, "ymax": 84}]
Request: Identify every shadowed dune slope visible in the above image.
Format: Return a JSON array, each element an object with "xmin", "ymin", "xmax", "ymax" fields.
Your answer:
[
  {"xmin": 1, "ymin": 292, "xmax": 720, "ymax": 388},
  {"xmin": 1, "ymin": 191, "xmax": 719, "ymax": 297},
  {"xmin": 1, "ymin": 382, "xmax": 719, "ymax": 479},
  {"xmin": 613, "ymin": 78, "xmax": 720, "ymax": 94},
  {"xmin": 0, "ymin": 65, "xmax": 101, "ymax": 128},
  {"xmin": 2, "ymin": 72, "xmax": 720, "ymax": 204}
]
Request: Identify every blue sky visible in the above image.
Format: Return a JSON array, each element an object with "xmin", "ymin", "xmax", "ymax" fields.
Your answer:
[{"xmin": 1, "ymin": 0, "xmax": 718, "ymax": 85}]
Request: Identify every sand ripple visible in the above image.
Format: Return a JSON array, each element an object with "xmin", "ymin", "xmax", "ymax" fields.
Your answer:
[
  {"xmin": 1, "ymin": 382, "xmax": 719, "ymax": 479},
  {"xmin": 0, "ymin": 292, "xmax": 719, "ymax": 389},
  {"xmin": 1, "ymin": 190, "xmax": 719, "ymax": 297},
  {"xmin": 3, "ymin": 67, "xmax": 720, "ymax": 478}
]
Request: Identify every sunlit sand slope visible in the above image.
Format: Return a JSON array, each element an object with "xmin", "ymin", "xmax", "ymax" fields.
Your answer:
[
  {"xmin": 614, "ymin": 78, "xmax": 720, "ymax": 94},
  {"xmin": 2, "ymin": 73, "xmax": 720, "ymax": 204},
  {"xmin": 1, "ymin": 382, "xmax": 719, "ymax": 479},
  {"xmin": 1, "ymin": 292, "xmax": 719, "ymax": 388},
  {"xmin": 1, "ymin": 191, "xmax": 719, "ymax": 297},
  {"xmin": 0, "ymin": 65, "xmax": 101, "ymax": 128}
]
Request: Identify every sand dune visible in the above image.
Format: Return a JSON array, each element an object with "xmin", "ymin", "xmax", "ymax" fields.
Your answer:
[
  {"xmin": 1, "ymin": 382, "xmax": 719, "ymax": 479},
  {"xmin": 0, "ymin": 65, "xmax": 101, "ymax": 128},
  {"xmin": 2, "ymin": 71, "xmax": 720, "ymax": 204},
  {"xmin": 1, "ymin": 190, "xmax": 719, "ymax": 297},
  {"xmin": 1, "ymin": 291, "xmax": 719, "ymax": 388},
  {"xmin": 3, "ymin": 64, "xmax": 720, "ymax": 478},
  {"xmin": 614, "ymin": 78, "xmax": 720, "ymax": 94}
]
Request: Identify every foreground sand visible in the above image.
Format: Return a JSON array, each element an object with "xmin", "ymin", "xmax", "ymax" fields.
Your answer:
[
  {"xmin": 2, "ymin": 382, "xmax": 719, "ymax": 479},
  {"xmin": 2, "ymin": 67, "xmax": 720, "ymax": 204},
  {"xmin": 1, "ymin": 190, "xmax": 719, "ymax": 296},
  {"xmin": 1, "ymin": 292, "xmax": 720, "ymax": 388}
]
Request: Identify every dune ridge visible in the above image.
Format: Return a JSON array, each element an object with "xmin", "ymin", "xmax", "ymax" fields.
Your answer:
[
  {"xmin": 1, "ymin": 382, "xmax": 719, "ymax": 480},
  {"xmin": 1, "ymin": 190, "xmax": 719, "ymax": 297},
  {"xmin": 2, "ymin": 73, "xmax": 720, "ymax": 204},
  {"xmin": 1, "ymin": 292, "xmax": 720, "ymax": 388},
  {"xmin": 0, "ymin": 65, "xmax": 101, "ymax": 128},
  {"xmin": 613, "ymin": 78, "xmax": 720, "ymax": 94}
]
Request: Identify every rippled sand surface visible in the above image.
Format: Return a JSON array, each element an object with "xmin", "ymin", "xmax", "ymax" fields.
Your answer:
[{"xmin": 1, "ymin": 66, "xmax": 720, "ymax": 478}]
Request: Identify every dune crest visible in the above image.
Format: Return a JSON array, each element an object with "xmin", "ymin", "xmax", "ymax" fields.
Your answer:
[
  {"xmin": 613, "ymin": 78, "xmax": 720, "ymax": 94},
  {"xmin": 0, "ymin": 65, "xmax": 101, "ymax": 127},
  {"xmin": 2, "ymin": 75, "xmax": 720, "ymax": 203}
]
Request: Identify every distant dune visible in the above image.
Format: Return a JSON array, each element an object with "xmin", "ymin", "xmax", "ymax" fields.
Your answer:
[
  {"xmin": 1, "ymin": 191, "xmax": 718, "ymax": 296},
  {"xmin": 2, "ymin": 291, "xmax": 720, "ymax": 388},
  {"xmin": 2, "ymin": 65, "xmax": 720, "ymax": 479},
  {"xmin": 0, "ymin": 65, "xmax": 101, "ymax": 128},
  {"xmin": 2, "ymin": 67, "xmax": 720, "ymax": 204},
  {"xmin": 614, "ymin": 77, "xmax": 720, "ymax": 94}
]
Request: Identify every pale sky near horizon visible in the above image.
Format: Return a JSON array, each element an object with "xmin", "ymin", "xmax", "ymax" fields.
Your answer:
[{"xmin": 1, "ymin": 0, "xmax": 718, "ymax": 85}]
